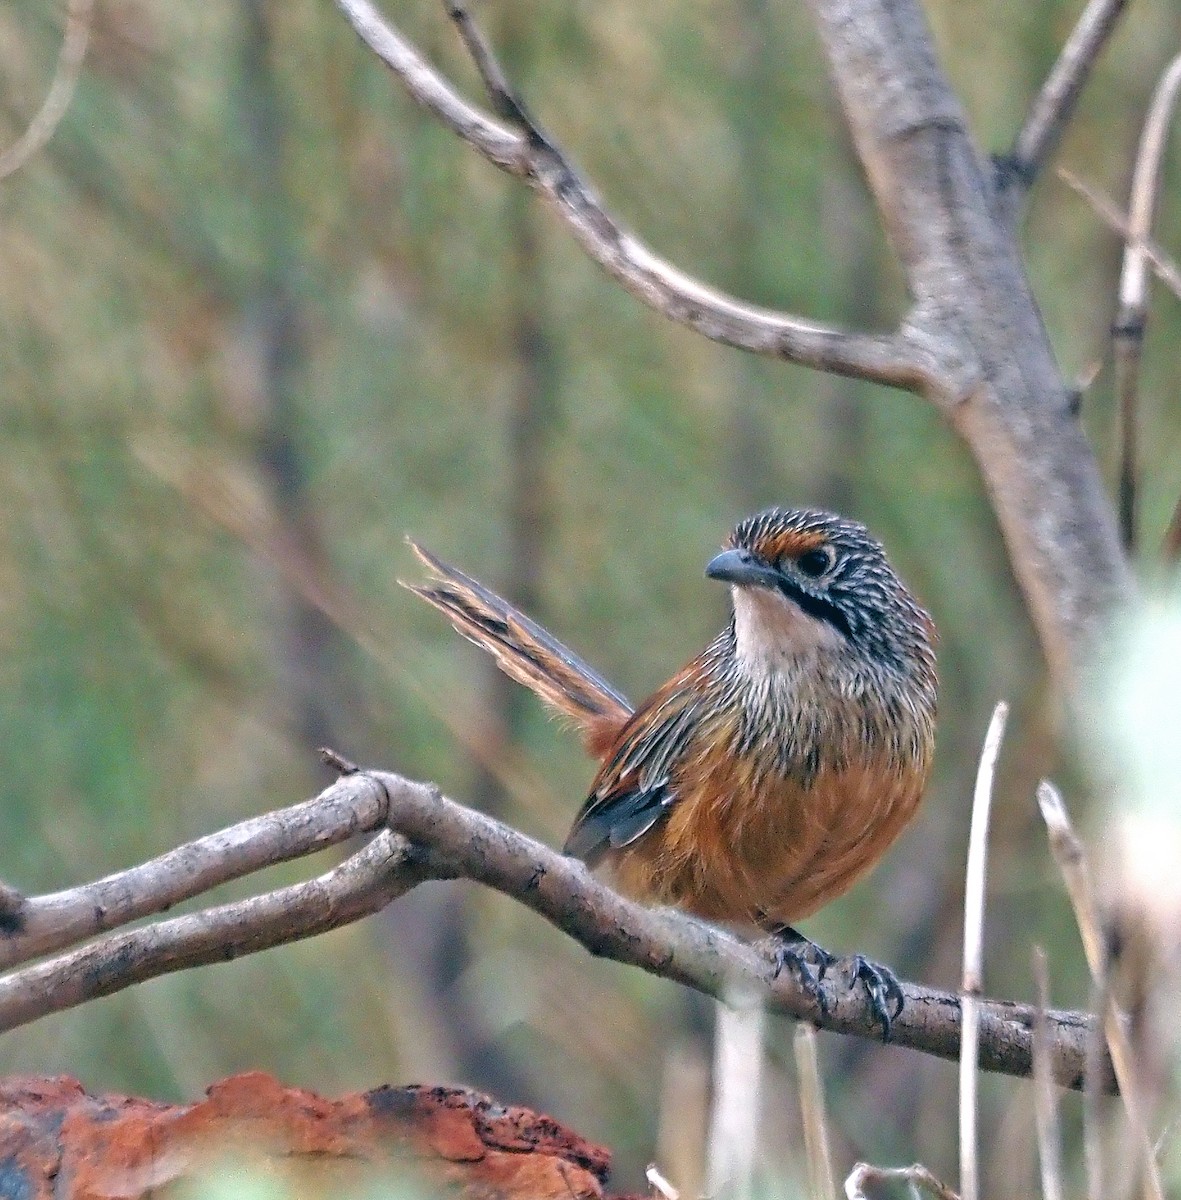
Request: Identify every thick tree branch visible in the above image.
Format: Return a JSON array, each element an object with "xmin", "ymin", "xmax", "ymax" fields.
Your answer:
[
  {"xmin": 999, "ymin": 0, "xmax": 1130, "ymax": 209},
  {"xmin": 798, "ymin": 0, "xmax": 1132, "ymax": 690},
  {"xmin": 333, "ymin": 0, "xmax": 940, "ymax": 393},
  {"xmin": 0, "ymin": 770, "xmax": 1111, "ymax": 1093}
]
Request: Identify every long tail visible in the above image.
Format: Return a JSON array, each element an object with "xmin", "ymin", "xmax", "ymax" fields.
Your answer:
[{"xmin": 403, "ymin": 540, "xmax": 633, "ymax": 756}]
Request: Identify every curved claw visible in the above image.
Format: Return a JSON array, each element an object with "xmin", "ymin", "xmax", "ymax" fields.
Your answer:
[
  {"xmin": 757, "ymin": 925, "xmax": 905, "ymax": 1040},
  {"xmin": 847, "ymin": 955, "xmax": 905, "ymax": 1042},
  {"xmin": 759, "ymin": 928, "xmax": 835, "ymax": 1016}
]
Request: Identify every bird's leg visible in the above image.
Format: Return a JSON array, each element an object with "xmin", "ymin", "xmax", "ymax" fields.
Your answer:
[{"xmin": 756, "ymin": 918, "xmax": 904, "ymax": 1040}]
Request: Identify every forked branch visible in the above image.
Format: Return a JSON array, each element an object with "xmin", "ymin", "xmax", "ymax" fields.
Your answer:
[{"xmin": 333, "ymin": 0, "xmax": 940, "ymax": 392}]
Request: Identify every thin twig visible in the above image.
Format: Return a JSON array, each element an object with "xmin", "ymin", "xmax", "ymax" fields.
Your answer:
[
  {"xmin": 1056, "ymin": 169, "xmax": 1181, "ymax": 301},
  {"xmin": 1032, "ymin": 946, "xmax": 1065, "ymax": 1200},
  {"xmin": 1113, "ymin": 53, "xmax": 1181, "ymax": 553},
  {"xmin": 0, "ymin": 774, "xmax": 389, "ymax": 971},
  {"xmin": 794, "ymin": 1025, "xmax": 837, "ymax": 1200},
  {"xmin": 1001, "ymin": 0, "xmax": 1129, "ymax": 205},
  {"xmin": 0, "ymin": 0, "xmax": 95, "ymax": 180},
  {"xmin": 1036, "ymin": 781, "xmax": 1164, "ymax": 1200},
  {"xmin": 844, "ymin": 1162, "xmax": 960, "ymax": 1200},
  {"xmin": 331, "ymin": 0, "xmax": 940, "ymax": 393},
  {"xmin": 960, "ymin": 701, "xmax": 1009, "ymax": 1200}
]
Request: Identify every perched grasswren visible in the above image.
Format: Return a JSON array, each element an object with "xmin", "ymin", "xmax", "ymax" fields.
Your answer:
[{"xmin": 407, "ymin": 508, "xmax": 937, "ymax": 1034}]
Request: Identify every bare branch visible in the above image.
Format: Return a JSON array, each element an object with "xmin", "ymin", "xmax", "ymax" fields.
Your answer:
[
  {"xmin": 332, "ymin": 0, "xmax": 939, "ymax": 392},
  {"xmin": 0, "ymin": 0, "xmax": 95, "ymax": 180},
  {"xmin": 0, "ymin": 829, "xmax": 430, "ymax": 1033},
  {"xmin": 0, "ymin": 770, "xmax": 1113, "ymax": 1092},
  {"xmin": 372, "ymin": 771, "xmax": 1108, "ymax": 1089},
  {"xmin": 1036, "ymin": 780, "xmax": 1164, "ymax": 1200},
  {"xmin": 336, "ymin": 0, "xmax": 1134, "ymax": 698},
  {"xmin": 0, "ymin": 773, "xmax": 389, "ymax": 971},
  {"xmin": 1113, "ymin": 53, "xmax": 1181, "ymax": 551},
  {"xmin": 959, "ymin": 702, "xmax": 1008, "ymax": 1200},
  {"xmin": 1000, "ymin": 0, "xmax": 1129, "ymax": 205}
]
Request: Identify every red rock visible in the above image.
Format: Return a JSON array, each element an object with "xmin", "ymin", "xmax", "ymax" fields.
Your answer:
[{"xmin": 0, "ymin": 1072, "xmax": 613, "ymax": 1199}]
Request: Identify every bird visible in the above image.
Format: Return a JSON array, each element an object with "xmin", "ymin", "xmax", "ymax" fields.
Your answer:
[{"xmin": 405, "ymin": 507, "xmax": 938, "ymax": 1035}]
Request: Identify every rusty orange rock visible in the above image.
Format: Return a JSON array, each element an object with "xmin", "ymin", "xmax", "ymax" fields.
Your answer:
[{"xmin": 0, "ymin": 1072, "xmax": 613, "ymax": 1199}]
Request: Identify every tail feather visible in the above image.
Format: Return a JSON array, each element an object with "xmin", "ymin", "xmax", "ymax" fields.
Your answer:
[{"xmin": 403, "ymin": 540, "xmax": 632, "ymax": 755}]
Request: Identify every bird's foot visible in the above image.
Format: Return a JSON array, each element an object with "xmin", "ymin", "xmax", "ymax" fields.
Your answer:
[
  {"xmin": 758, "ymin": 925, "xmax": 836, "ymax": 1016},
  {"xmin": 843, "ymin": 954, "xmax": 904, "ymax": 1042},
  {"xmin": 758, "ymin": 924, "xmax": 904, "ymax": 1040}
]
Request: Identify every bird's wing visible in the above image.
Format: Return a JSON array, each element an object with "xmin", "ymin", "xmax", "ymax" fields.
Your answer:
[{"xmin": 563, "ymin": 668, "xmax": 706, "ymax": 865}]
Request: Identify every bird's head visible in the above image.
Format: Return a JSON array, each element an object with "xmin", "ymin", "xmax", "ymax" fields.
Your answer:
[{"xmin": 706, "ymin": 507, "xmax": 936, "ymax": 684}]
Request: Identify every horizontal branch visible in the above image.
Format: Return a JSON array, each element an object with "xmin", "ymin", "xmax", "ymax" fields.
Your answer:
[
  {"xmin": 0, "ymin": 767, "xmax": 1113, "ymax": 1093},
  {"xmin": 0, "ymin": 774, "xmax": 389, "ymax": 970},
  {"xmin": 333, "ymin": 0, "xmax": 940, "ymax": 393},
  {"xmin": 0, "ymin": 828, "xmax": 430, "ymax": 1033},
  {"xmin": 367, "ymin": 771, "xmax": 1110, "ymax": 1092}
]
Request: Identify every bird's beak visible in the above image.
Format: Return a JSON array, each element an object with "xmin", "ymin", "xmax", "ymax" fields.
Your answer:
[{"xmin": 705, "ymin": 548, "xmax": 780, "ymax": 590}]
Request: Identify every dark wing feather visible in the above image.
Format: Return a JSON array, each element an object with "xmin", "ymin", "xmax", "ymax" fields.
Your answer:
[{"xmin": 563, "ymin": 670, "xmax": 706, "ymax": 865}]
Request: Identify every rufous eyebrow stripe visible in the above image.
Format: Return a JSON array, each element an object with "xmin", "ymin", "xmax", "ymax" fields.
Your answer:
[{"xmin": 739, "ymin": 528, "xmax": 827, "ymax": 562}]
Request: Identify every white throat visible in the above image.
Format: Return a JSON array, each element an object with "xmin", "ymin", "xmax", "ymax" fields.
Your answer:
[{"xmin": 731, "ymin": 585, "xmax": 842, "ymax": 680}]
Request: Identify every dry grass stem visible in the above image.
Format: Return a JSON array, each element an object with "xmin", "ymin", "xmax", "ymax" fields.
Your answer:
[
  {"xmin": 706, "ymin": 993, "xmax": 765, "ymax": 1200},
  {"xmin": 960, "ymin": 701, "xmax": 1009, "ymax": 1200},
  {"xmin": 844, "ymin": 1162, "xmax": 960, "ymax": 1200},
  {"xmin": 0, "ymin": 0, "xmax": 95, "ymax": 179},
  {"xmin": 1056, "ymin": 169, "xmax": 1181, "ymax": 301},
  {"xmin": 1032, "ymin": 946, "xmax": 1065, "ymax": 1200},
  {"xmin": 1119, "ymin": 54, "xmax": 1181, "ymax": 313},
  {"xmin": 1113, "ymin": 52, "xmax": 1181, "ymax": 549},
  {"xmin": 794, "ymin": 1024, "xmax": 837, "ymax": 1200},
  {"xmin": 1036, "ymin": 780, "xmax": 1164, "ymax": 1200},
  {"xmin": 1083, "ymin": 975, "xmax": 1110, "ymax": 1200}
]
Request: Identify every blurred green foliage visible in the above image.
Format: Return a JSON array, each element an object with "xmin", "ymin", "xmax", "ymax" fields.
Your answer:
[{"xmin": 0, "ymin": 0, "xmax": 1179, "ymax": 1192}]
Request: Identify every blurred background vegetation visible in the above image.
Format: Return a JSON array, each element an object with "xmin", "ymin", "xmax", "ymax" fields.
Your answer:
[{"xmin": 0, "ymin": 0, "xmax": 1178, "ymax": 1192}]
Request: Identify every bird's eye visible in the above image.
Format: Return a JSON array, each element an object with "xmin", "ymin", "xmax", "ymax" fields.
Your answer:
[{"xmin": 796, "ymin": 546, "xmax": 835, "ymax": 578}]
